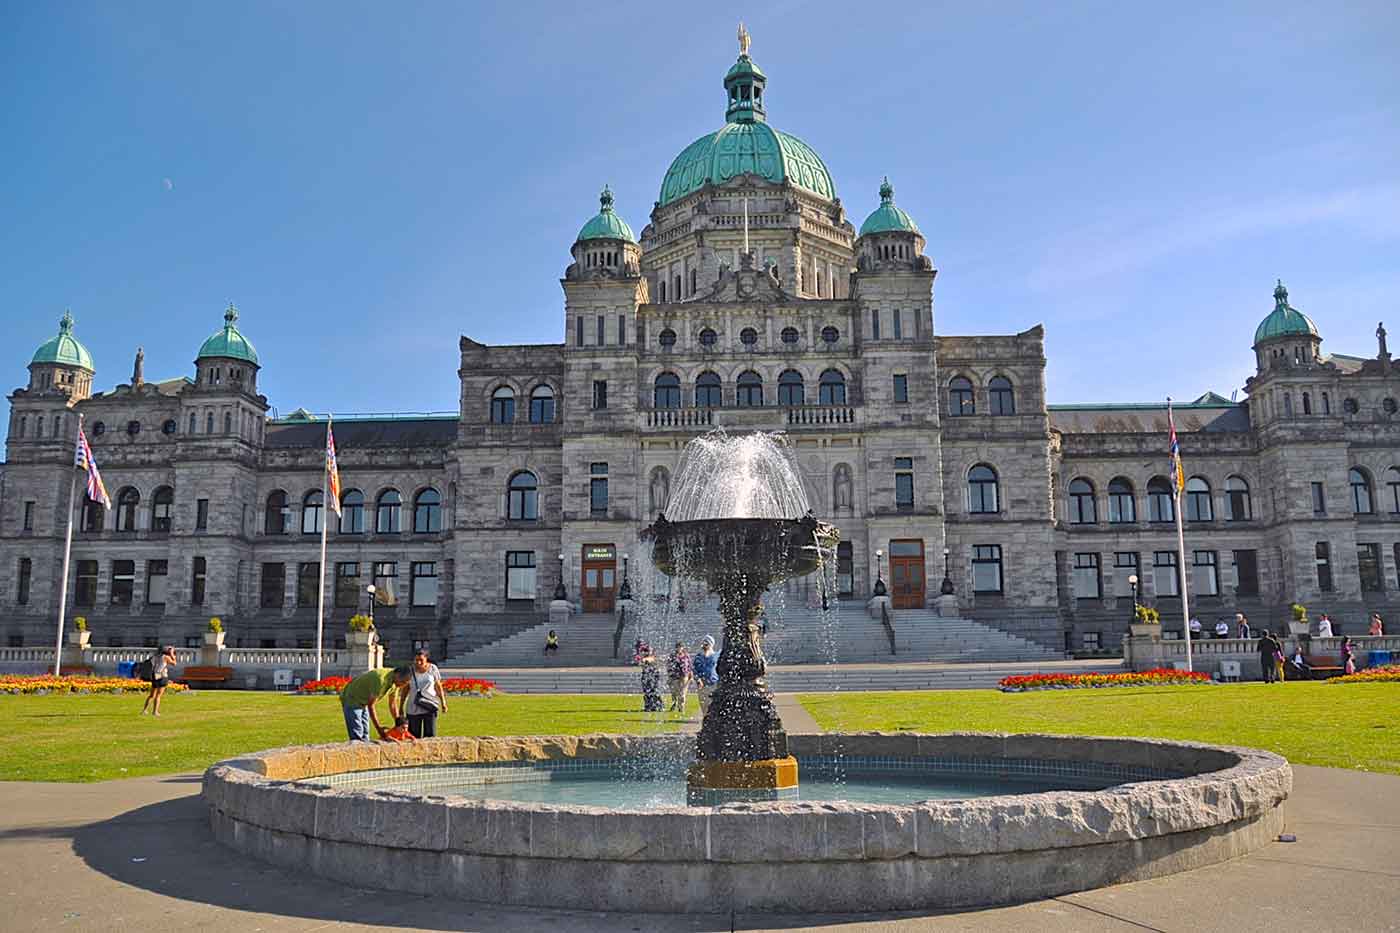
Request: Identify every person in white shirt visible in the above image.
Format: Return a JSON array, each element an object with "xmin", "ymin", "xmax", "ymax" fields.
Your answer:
[
  {"xmin": 1189, "ymin": 616, "xmax": 1203, "ymax": 639},
  {"xmin": 140, "ymin": 646, "xmax": 178, "ymax": 717},
  {"xmin": 405, "ymin": 649, "xmax": 447, "ymax": 738},
  {"xmin": 1316, "ymin": 614, "xmax": 1334, "ymax": 638},
  {"xmin": 1214, "ymin": 619, "xmax": 1230, "ymax": 639}
]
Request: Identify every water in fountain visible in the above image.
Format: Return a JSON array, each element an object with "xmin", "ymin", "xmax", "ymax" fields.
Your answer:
[{"xmin": 664, "ymin": 430, "xmax": 812, "ymax": 522}]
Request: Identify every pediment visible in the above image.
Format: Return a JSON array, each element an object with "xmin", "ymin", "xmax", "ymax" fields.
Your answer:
[{"xmin": 697, "ymin": 252, "xmax": 791, "ymax": 303}]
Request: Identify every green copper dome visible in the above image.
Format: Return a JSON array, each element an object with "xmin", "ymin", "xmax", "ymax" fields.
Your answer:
[
  {"xmin": 658, "ymin": 36, "xmax": 836, "ymax": 207},
  {"xmin": 31, "ymin": 311, "xmax": 95, "ymax": 370},
  {"xmin": 576, "ymin": 186, "xmax": 636, "ymax": 243},
  {"xmin": 1253, "ymin": 281, "xmax": 1319, "ymax": 345},
  {"xmin": 197, "ymin": 303, "xmax": 260, "ymax": 365},
  {"xmin": 858, "ymin": 177, "xmax": 921, "ymax": 236}
]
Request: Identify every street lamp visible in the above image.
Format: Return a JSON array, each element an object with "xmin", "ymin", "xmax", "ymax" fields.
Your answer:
[
  {"xmin": 618, "ymin": 552, "xmax": 633, "ymax": 602},
  {"xmin": 940, "ymin": 546, "xmax": 954, "ymax": 596},
  {"xmin": 1127, "ymin": 574, "xmax": 1139, "ymax": 625},
  {"xmin": 873, "ymin": 549, "xmax": 887, "ymax": 597},
  {"xmin": 553, "ymin": 552, "xmax": 568, "ymax": 600},
  {"xmin": 365, "ymin": 583, "xmax": 377, "ymax": 629}
]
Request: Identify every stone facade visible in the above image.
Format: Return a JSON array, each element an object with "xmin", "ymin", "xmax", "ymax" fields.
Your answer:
[{"xmin": 4, "ymin": 41, "xmax": 1399, "ymax": 658}]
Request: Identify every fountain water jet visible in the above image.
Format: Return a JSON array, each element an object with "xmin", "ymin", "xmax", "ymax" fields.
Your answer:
[{"xmin": 641, "ymin": 431, "xmax": 837, "ymax": 804}]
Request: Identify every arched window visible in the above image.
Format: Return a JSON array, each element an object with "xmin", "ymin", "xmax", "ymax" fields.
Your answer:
[
  {"xmin": 528, "ymin": 385, "xmax": 555, "ymax": 424},
  {"xmin": 1068, "ymin": 478, "xmax": 1096, "ymax": 524},
  {"xmin": 653, "ymin": 372, "xmax": 681, "ymax": 409},
  {"xmin": 1387, "ymin": 467, "xmax": 1400, "ymax": 514},
  {"xmin": 1108, "ymin": 477, "xmax": 1136, "ymax": 523},
  {"xmin": 673, "ymin": 274, "xmax": 681, "ymax": 299},
  {"xmin": 151, "ymin": 486, "xmax": 174, "ymax": 533},
  {"xmin": 658, "ymin": 279, "xmax": 666, "ymax": 302},
  {"xmin": 223, "ymin": 411, "xmax": 232, "ymax": 432},
  {"xmin": 695, "ymin": 371, "xmax": 722, "ymax": 408},
  {"xmin": 205, "ymin": 412, "xmax": 214, "ymax": 433},
  {"xmin": 832, "ymin": 463, "xmax": 853, "ymax": 511},
  {"xmin": 116, "ymin": 488, "xmax": 140, "ymax": 532},
  {"xmin": 265, "ymin": 490, "xmax": 289, "ymax": 534},
  {"xmin": 820, "ymin": 325, "xmax": 840, "ymax": 344},
  {"xmin": 1225, "ymin": 476, "xmax": 1252, "ymax": 521},
  {"xmin": 188, "ymin": 413, "xmax": 197, "ymax": 434},
  {"xmin": 658, "ymin": 328, "xmax": 677, "ymax": 348},
  {"xmin": 736, "ymin": 371, "xmax": 764, "ymax": 407},
  {"xmin": 698, "ymin": 328, "xmax": 718, "ymax": 348},
  {"xmin": 413, "ymin": 488, "xmax": 442, "ymax": 533},
  {"xmin": 1185, "ymin": 477, "xmax": 1213, "ymax": 522},
  {"xmin": 1146, "ymin": 477, "xmax": 1174, "ymax": 522},
  {"xmin": 375, "ymin": 489, "xmax": 401, "ymax": 533},
  {"xmin": 949, "ymin": 376, "xmax": 975, "ymax": 416},
  {"xmin": 777, "ymin": 370, "xmax": 804, "ymax": 406},
  {"xmin": 301, "ymin": 490, "xmax": 324, "ymax": 534},
  {"xmin": 648, "ymin": 466, "xmax": 670, "ymax": 514},
  {"xmin": 690, "ymin": 269, "xmax": 697, "ymax": 295},
  {"xmin": 819, "ymin": 369, "xmax": 846, "ymax": 405},
  {"xmin": 1350, "ymin": 467, "xmax": 1374, "ymax": 514},
  {"xmin": 508, "ymin": 471, "xmax": 538, "ymax": 521},
  {"xmin": 339, "ymin": 489, "xmax": 365, "ymax": 533},
  {"xmin": 989, "ymin": 376, "xmax": 1015, "ymax": 415},
  {"xmin": 81, "ymin": 493, "xmax": 105, "ymax": 532},
  {"xmin": 490, "ymin": 386, "xmax": 515, "ymax": 424},
  {"xmin": 1302, "ymin": 392, "xmax": 1312, "ymax": 415},
  {"xmin": 968, "ymin": 464, "xmax": 999, "ymax": 514},
  {"xmin": 780, "ymin": 326, "xmax": 800, "ymax": 345},
  {"xmin": 1342, "ymin": 398, "xmax": 1359, "ymax": 415},
  {"xmin": 740, "ymin": 327, "xmax": 759, "ymax": 347}
]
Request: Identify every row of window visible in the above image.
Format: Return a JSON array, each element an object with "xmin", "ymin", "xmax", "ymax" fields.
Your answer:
[
  {"xmin": 1316, "ymin": 541, "xmax": 1396, "ymax": 593},
  {"xmin": 948, "ymin": 376, "xmax": 1015, "ymax": 416},
  {"xmin": 1064, "ymin": 475, "xmax": 1253, "ymax": 524},
  {"xmin": 1267, "ymin": 389, "xmax": 1385, "ymax": 418},
  {"xmin": 651, "ymin": 369, "xmax": 851, "ymax": 408},
  {"xmin": 262, "ymin": 561, "xmax": 437, "ymax": 610},
  {"xmin": 264, "ymin": 488, "xmax": 442, "ymax": 535},
  {"xmin": 56, "ymin": 558, "xmax": 197, "ymax": 608},
  {"xmin": 1345, "ymin": 467, "xmax": 1400, "ymax": 515},
  {"xmin": 1069, "ymin": 550, "xmax": 1258, "ymax": 600},
  {"xmin": 656, "ymin": 325, "xmax": 843, "ymax": 350},
  {"xmin": 489, "ymin": 385, "xmax": 554, "ymax": 425}
]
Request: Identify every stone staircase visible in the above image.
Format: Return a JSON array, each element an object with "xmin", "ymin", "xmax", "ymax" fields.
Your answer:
[{"xmin": 441, "ymin": 605, "xmax": 1063, "ymax": 669}]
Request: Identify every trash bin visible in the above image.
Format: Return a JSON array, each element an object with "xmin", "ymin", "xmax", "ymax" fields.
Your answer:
[
  {"xmin": 116, "ymin": 660, "xmax": 136, "ymax": 679},
  {"xmin": 245, "ymin": 675, "xmax": 259, "ymax": 690}
]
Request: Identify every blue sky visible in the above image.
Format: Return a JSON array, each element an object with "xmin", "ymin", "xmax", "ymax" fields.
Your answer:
[{"xmin": 3, "ymin": 1, "xmax": 1397, "ymax": 438}]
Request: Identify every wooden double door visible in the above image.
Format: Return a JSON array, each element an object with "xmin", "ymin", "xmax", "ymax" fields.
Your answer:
[
  {"xmin": 580, "ymin": 544, "xmax": 616, "ymax": 613},
  {"xmin": 889, "ymin": 539, "xmax": 926, "ymax": 609}
]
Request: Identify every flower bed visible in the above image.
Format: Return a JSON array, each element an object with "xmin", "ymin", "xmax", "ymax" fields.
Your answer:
[
  {"xmin": 1332, "ymin": 664, "xmax": 1400, "ymax": 684},
  {"xmin": 999, "ymin": 668, "xmax": 1212, "ymax": 692},
  {"xmin": 297, "ymin": 675, "xmax": 497, "ymax": 696},
  {"xmin": 0, "ymin": 674, "xmax": 189, "ymax": 695}
]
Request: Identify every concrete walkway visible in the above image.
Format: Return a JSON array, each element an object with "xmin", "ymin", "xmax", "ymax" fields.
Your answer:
[{"xmin": 1, "ymin": 759, "xmax": 1396, "ymax": 931}]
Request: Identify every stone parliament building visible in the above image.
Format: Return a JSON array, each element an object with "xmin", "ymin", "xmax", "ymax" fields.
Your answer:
[{"xmin": 4, "ymin": 37, "xmax": 1398, "ymax": 659}]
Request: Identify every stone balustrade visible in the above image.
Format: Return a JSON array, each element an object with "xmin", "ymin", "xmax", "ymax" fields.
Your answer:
[
  {"xmin": 0, "ymin": 641, "xmax": 378, "ymax": 684},
  {"xmin": 1124, "ymin": 631, "xmax": 1400, "ymax": 675}
]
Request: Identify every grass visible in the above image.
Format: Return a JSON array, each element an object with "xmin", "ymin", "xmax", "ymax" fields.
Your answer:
[
  {"xmin": 799, "ymin": 682, "xmax": 1400, "ymax": 774},
  {"xmin": 0, "ymin": 691, "xmax": 698, "ymax": 782}
]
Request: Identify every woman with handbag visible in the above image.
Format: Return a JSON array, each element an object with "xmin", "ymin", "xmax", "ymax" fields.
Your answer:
[{"xmin": 406, "ymin": 649, "xmax": 448, "ymax": 738}]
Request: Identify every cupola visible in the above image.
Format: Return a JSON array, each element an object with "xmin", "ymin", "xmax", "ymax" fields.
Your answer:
[
  {"xmin": 854, "ymin": 178, "xmax": 929, "ymax": 272},
  {"xmin": 1252, "ymin": 280, "xmax": 1321, "ymax": 372},
  {"xmin": 28, "ymin": 310, "xmax": 95, "ymax": 398},
  {"xmin": 569, "ymin": 187, "xmax": 641, "ymax": 279},
  {"xmin": 195, "ymin": 303, "xmax": 260, "ymax": 391}
]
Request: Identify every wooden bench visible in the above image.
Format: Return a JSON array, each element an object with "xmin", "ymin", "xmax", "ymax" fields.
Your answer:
[
  {"xmin": 1299, "ymin": 656, "xmax": 1345, "ymax": 680},
  {"xmin": 177, "ymin": 665, "xmax": 234, "ymax": 687}
]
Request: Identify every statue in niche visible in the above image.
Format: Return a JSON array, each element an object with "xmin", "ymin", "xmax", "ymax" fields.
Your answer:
[
  {"xmin": 833, "ymin": 464, "xmax": 853, "ymax": 511},
  {"xmin": 132, "ymin": 347, "xmax": 144, "ymax": 388},
  {"xmin": 649, "ymin": 467, "xmax": 670, "ymax": 515}
]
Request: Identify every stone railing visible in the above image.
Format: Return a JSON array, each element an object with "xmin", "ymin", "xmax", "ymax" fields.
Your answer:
[
  {"xmin": 641, "ymin": 407, "xmax": 715, "ymax": 430},
  {"xmin": 640, "ymin": 405, "xmax": 861, "ymax": 432},
  {"xmin": 1, "ymin": 639, "xmax": 379, "ymax": 686},
  {"xmin": 87, "ymin": 647, "xmax": 198, "ymax": 665},
  {"xmin": 1124, "ymin": 632, "xmax": 1400, "ymax": 674},
  {"xmin": 786, "ymin": 404, "xmax": 857, "ymax": 426},
  {"xmin": 0, "ymin": 646, "xmax": 57, "ymax": 665},
  {"xmin": 222, "ymin": 648, "xmax": 347, "ymax": 669}
]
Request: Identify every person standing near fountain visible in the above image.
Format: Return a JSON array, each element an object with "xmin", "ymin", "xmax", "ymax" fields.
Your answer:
[
  {"xmin": 666, "ymin": 642, "xmax": 691, "ymax": 713},
  {"xmin": 639, "ymin": 649, "xmax": 663, "ymax": 712},
  {"xmin": 691, "ymin": 636, "xmax": 719, "ymax": 717},
  {"xmin": 340, "ymin": 666, "xmax": 412, "ymax": 742}
]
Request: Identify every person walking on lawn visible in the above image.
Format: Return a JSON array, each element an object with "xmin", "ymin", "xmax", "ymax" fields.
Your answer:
[
  {"xmin": 341, "ymin": 666, "xmax": 412, "ymax": 742},
  {"xmin": 1256, "ymin": 630, "xmax": 1277, "ymax": 683},
  {"xmin": 406, "ymin": 649, "xmax": 447, "ymax": 739},
  {"xmin": 666, "ymin": 642, "xmax": 691, "ymax": 713},
  {"xmin": 691, "ymin": 635, "xmax": 719, "ymax": 718},
  {"xmin": 140, "ymin": 645, "xmax": 178, "ymax": 716}
]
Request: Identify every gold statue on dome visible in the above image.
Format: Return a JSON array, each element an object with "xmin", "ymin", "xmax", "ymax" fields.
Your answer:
[{"xmin": 738, "ymin": 21, "xmax": 751, "ymax": 57}]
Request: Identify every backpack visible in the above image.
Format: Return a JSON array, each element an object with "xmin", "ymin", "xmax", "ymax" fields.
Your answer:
[{"xmin": 135, "ymin": 656, "xmax": 155, "ymax": 682}]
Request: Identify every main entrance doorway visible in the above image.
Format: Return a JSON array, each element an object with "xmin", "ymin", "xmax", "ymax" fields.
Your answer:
[
  {"xmin": 889, "ymin": 539, "xmax": 925, "ymax": 609},
  {"xmin": 580, "ymin": 544, "xmax": 617, "ymax": 613}
]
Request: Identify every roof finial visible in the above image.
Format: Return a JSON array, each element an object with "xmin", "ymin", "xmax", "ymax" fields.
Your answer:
[
  {"xmin": 599, "ymin": 185, "xmax": 614, "ymax": 212},
  {"xmin": 1273, "ymin": 279, "xmax": 1288, "ymax": 306},
  {"xmin": 225, "ymin": 302, "xmax": 239, "ymax": 325},
  {"xmin": 879, "ymin": 176, "xmax": 894, "ymax": 202},
  {"xmin": 59, "ymin": 309, "xmax": 75, "ymax": 333},
  {"xmin": 737, "ymin": 21, "xmax": 751, "ymax": 57}
]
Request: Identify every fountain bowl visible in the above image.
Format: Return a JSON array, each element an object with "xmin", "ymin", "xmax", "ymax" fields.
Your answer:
[
  {"xmin": 642, "ymin": 514, "xmax": 839, "ymax": 588},
  {"xmin": 204, "ymin": 731, "xmax": 1290, "ymax": 914}
]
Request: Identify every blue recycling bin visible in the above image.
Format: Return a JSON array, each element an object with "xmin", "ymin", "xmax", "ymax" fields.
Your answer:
[
  {"xmin": 1367, "ymin": 650, "xmax": 1392, "ymax": 668},
  {"xmin": 116, "ymin": 660, "xmax": 137, "ymax": 679}
]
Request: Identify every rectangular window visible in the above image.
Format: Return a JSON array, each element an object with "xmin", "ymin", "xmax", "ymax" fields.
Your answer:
[
  {"xmin": 17, "ymin": 558, "xmax": 32, "ymax": 605},
  {"xmin": 1315, "ymin": 542, "xmax": 1333, "ymax": 592},
  {"xmin": 892, "ymin": 309, "xmax": 902, "ymax": 339},
  {"xmin": 22, "ymin": 502, "xmax": 34, "ymax": 532},
  {"xmin": 590, "ymin": 478, "xmax": 609, "ymax": 516},
  {"xmin": 191, "ymin": 557, "xmax": 207, "ymax": 606},
  {"xmin": 196, "ymin": 498, "xmax": 209, "ymax": 531},
  {"xmin": 146, "ymin": 560, "xmax": 169, "ymax": 605},
  {"xmin": 836, "ymin": 541, "xmax": 853, "ymax": 596},
  {"xmin": 592, "ymin": 380, "xmax": 607, "ymax": 410},
  {"xmin": 871, "ymin": 308, "xmax": 880, "ymax": 340},
  {"xmin": 76, "ymin": 560, "xmax": 98, "ymax": 606},
  {"xmin": 260, "ymin": 562, "xmax": 285, "ymax": 608},
  {"xmin": 575, "ymin": 315, "xmax": 583, "ymax": 347},
  {"xmin": 972, "ymin": 545, "xmax": 1003, "ymax": 593},
  {"xmin": 1358, "ymin": 543, "xmax": 1382, "ymax": 592},
  {"xmin": 1082, "ymin": 632, "xmax": 1102, "ymax": 650},
  {"xmin": 893, "ymin": 374, "xmax": 908, "ymax": 403},
  {"xmin": 297, "ymin": 562, "xmax": 320, "ymax": 608},
  {"xmin": 372, "ymin": 562, "xmax": 398, "ymax": 606},
  {"xmin": 1311, "ymin": 482, "xmax": 1326, "ymax": 514},
  {"xmin": 597, "ymin": 314, "xmax": 604, "ymax": 346},
  {"xmin": 1192, "ymin": 550, "xmax": 1219, "ymax": 596},
  {"xmin": 1112, "ymin": 552, "xmax": 1139, "ymax": 597},
  {"xmin": 895, "ymin": 457, "xmax": 914, "ymax": 511},
  {"xmin": 1072, "ymin": 553, "xmax": 1101, "ymax": 599},
  {"xmin": 1232, "ymin": 550, "xmax": 1259, "ymax": 596},
  {"xmin": 111, "ymin": 560, "xmax": 135, "ymax": 606},
  {"xmin": 335, "ymin": 562, "xmax": 360, "ymax": 609},
  {"xmin": 506, "ymin": 551, "xmax": 537, "ymax": 601},
  {"xmin": 410, "ymin": 562, "xmax": 438, "ymax": 608},
  {"xmin": 618, "ymin": 314, "xmax": 626, "ymax": 346},
  {"xmin": 1153, "ymin": 551, "xmax": 1179, "ymax": 597}
]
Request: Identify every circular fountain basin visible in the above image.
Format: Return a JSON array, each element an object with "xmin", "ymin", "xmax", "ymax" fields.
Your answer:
[{"xmin": 204, "ymin": 732, "xmax": 1290, "ymax": 914}]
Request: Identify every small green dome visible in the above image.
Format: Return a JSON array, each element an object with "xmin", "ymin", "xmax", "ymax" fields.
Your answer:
[
  {"xmin": 31, "ymin": 311, "xmax": 95, "ymax": 371},
  {"xmin": 576, "ymin": 186, "xmax": 636, "ymax": 243},
  {"xmin": 659, "ymin": 121, "xmax": 835, "ymax": 206},
  {"xmin": 858, "ymin": 177, "xmax": 921, "ymax": 237},
  {"xmin": 197, "ymin": 303, "xmax": 260, "ymax": 365},
  {"xmin": 1253, "ymin": 281, "xmax": 1319, "ymax": 345}
]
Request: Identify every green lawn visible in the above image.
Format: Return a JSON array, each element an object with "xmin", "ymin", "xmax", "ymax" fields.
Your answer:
[
  {"xmin": 0, "ymin": 692, "xmax": 697, "ymax": 782},
  {"xmin": 799, "ymin": 682, "xmax": 1400, "ymax": 774}
]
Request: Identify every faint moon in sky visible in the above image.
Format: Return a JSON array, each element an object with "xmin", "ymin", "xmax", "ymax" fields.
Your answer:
[{"xmin": 162, "ymin": 178, "xmax": 174, "ymax": 191}]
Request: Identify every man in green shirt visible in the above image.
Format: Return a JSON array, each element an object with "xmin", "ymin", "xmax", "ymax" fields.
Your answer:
[{"xmin": 341, "ymin": 666, "xmax": 411, "ymax": 741}]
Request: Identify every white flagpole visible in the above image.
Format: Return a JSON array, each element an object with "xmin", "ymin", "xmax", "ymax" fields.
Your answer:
[
  {"xmin": 315, "ymin": 417, "xmax": 330, "ymax": 681},
  {"xmin": 1174, "ymin": 488, "xmax": 1193, "ymax": 673},
  {"xmin": 53, "ymin": 414, "xmax": 82, "ymax": 676},
  {"xmin": 743, "ymin": 196, "xmax": 750, "ymax": 254}
]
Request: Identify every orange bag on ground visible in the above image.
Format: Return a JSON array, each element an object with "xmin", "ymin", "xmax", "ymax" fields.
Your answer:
[{"xmin": 382, "ymin": 723, "xmax": 413, "ymax": 742}]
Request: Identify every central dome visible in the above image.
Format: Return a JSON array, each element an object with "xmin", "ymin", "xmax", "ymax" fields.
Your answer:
[{"xmin": 657, "ymin": 35, "xmax": 836, "ymax": 207}]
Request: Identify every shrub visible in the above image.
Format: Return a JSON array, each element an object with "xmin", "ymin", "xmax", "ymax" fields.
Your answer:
[
  {"xmin": 999, "ymin": 667, "xmax": 1211, "ymax": 691},
  {"xmin": 296, "ymin": 675, "xmax": 499, "ymax": 696},
  {"xmin": 1291, "ymin": 603, "xmax": 1308, "ymax": 622},
  {"xmin": 1332, "ymin": 664, "xmax": 1400, "ymax": 684},
  {"xmin": 1134, "ymin": 605, "xmax": 1160, "ymax": 624},
  {"xmin": 1, "ymin": 674, "xmax": 188, "ymax": 695},
  {"xmin": 74, "ymin": 617, "xmax": 88, "ymax": 632},
  {"xmin": 348, "ymin": 614, "xmax": 374, "ymax": 633},
  {"xmin": 207, "ymin": 617, "xmax": 223, "ymax": 633}
]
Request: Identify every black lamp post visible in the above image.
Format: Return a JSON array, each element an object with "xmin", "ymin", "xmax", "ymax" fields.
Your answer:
[
  {"xmin": 873, "ymin": 548, "xmax": 887, "ymax": 597},
  {"xmin": 1128, "ymin": 574, "xmax": 1139, "ymax": 625},
  {"xmin": 618, "ymin": 553, "xmax": 633, "ymax": 602},
  {"xmin": 553, "ymin": 552, "xmax": 568, "ymax": 600},
  {"xmin": 365, "ymin": 583, "xmax": 376, "ymax": 628},
  {"xmin": 940, "ymin": 546, "xmax": 954, "ymax": 596}
]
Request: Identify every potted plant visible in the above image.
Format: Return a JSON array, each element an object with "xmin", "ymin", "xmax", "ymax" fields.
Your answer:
[
  {"xmin": 347, "ymin": 614, "xmax": 376, "ymax": 646},
  {"xmin": 67, "ymin": 617, "xmax": 91, "ymax": 647},
  {"xmin": 1288, "ymin": 602, "xmax": 1310, "ymax": 637},
  {"xmin": 1130, "ymin": 604, "xmax": 1161, "ymax": 637},
  {"xmin": 204, "ymin": 616, "xmax": 225, "ymax": 647}
]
